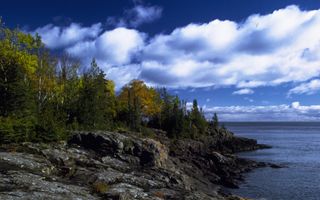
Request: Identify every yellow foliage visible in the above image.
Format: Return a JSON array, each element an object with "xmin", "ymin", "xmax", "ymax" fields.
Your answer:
[
  {"xmin": 118, "ymin": 80, "xmax": 162, "ymax": 117},
  {"xmin": 0, "ymin": 27, "xmax": 39, "ymax": 76}
]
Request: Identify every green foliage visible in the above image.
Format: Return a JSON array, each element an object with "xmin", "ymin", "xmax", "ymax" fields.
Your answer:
[
  {"xmin": 0, "ymin": 24, "xmax": 37, "ymax": 118},
  {"xmin": 0, "ymin": 116, "xmax": 36, "ymax": 143},
  {"xmin": 190, "ymin": 100, "xmax": 207, "ymax": 135},
  {"xmin": 213, "ymin": 113, "xmax": 219, "ymax": 129},
  {"xmin": 0, "ymin": 23, "xmax": 69, "ymax": 143},
  {"xmin": 150, "ymin": 90, "xmax": 208, "ymax": 139},
  {"xmin": 77, "ymin": 59, "xmax": 115, "ymax": 130},
  {"xmin": 140, "ymin": 126, "xmax": 156, "ymax": 138},
  {"xmin": 0, "ymin": 21, "xmax": 213, "ymax": 144}
]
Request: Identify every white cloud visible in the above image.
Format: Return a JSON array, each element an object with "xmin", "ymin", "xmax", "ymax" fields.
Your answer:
[
  {"xmin": 34, "ymin": 5, "xmax": 320, "ymax": 92},
  {"xmin": 106, "ymin": 64, "xmax": 141, "ymax": 90},
  {"xmin": 95, "ymin": 28, "xmax": 145, "ymax": 65},
  {"xmin": 66, "ymin": 27, "xmax": 145, "ymax": 89},
  {"xmin": 288, "ymin": 79, "xmax": 320, "ymax": 95},
  {"xmin": 67, "ymin": 29, "xmax": 143, "ymax": 62},
  {"xmin": 291, "ymin": 101, "xmax": 300, "ymax": 109},
  {"xmin": 66, "ymin": 27, "xmax": 145, "ymax": 66},
  {"xmin": 35, "ymin": 24, "xmax": 145, "ymax": 89},
  {"xmin": 33, "ymin": 23, "xmax": 102, "ymax": 49},
  {"xmin": 107, "ymin": 5, "xmax": 162, "ymax": 28},
  {"xmin": 233, "ymin": 88, "xmax": 254, "ymax": 95},
  {"xmin": 204, "ymin": 102, "xmax": 320, "ymax": 121},
  {"xmin": 140, "ymin": 5, "xmax": 320, "ymax": 89}
]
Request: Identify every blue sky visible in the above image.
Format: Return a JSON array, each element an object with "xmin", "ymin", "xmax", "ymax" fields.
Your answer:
[{"xmin": 2, "ymin": 0, "xmax": 320, "ymax": 121}]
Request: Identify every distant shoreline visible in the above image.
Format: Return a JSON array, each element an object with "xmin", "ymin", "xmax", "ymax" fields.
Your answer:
[{"xmin": 222, "ymin": 121, "xmax": 320, "ymax": 123}]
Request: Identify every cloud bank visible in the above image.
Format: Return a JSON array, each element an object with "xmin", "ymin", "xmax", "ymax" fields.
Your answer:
[
  {"xmin": 33, "ymin": 5, "xmax": 320, "ymax": 92},
  {"xmin": 140, "ymin": 5, "xmax": 320, "ymax": 89},
  {"xmin": 204, "ymin": 102, "xmax": 320, "ymax": 121}
]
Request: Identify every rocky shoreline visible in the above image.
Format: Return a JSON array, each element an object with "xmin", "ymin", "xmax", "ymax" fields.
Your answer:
[{"xmin": 0, "ymin": 129, "xmax": 277, "ymax": 200}]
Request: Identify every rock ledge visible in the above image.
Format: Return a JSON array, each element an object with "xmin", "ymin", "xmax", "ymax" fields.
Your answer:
[{"xmin": 0, "ymin": 130, "xmax": 272, "ymax": 200}]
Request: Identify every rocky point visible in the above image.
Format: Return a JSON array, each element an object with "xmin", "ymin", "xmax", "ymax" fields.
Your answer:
[{"xmin": 0, "ymin": 129, "xmax": 276, "ymax": 200}]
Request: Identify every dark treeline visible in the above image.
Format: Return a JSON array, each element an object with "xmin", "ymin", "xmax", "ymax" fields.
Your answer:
[{"xmin": 0, "ymin": 21, "xmax": 221, "ymax": 143}]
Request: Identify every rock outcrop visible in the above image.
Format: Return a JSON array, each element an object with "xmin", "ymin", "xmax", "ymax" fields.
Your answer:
[{"xmin": 0, "ymin": 129, "xmax": 273, "ymax": 200}]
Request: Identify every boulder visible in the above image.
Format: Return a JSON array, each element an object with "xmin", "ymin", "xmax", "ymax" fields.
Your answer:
[
  {"xmin": 68, "ymin": 131, "xmax": 168, "ymax": 168},
  {"xmin": 140, "ymin": 138, "xmax": 168, "ymax": 168}
]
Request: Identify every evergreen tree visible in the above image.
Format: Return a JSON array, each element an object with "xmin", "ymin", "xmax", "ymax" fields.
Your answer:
[
  {"xmin": 190, "ymin": 99, "xmax": 207, "ymax": 136},
  {"xmin": 169, "ymin": 97, "xmax": 184, "ymax": 138},
  {"xmin": 0, "ymin": 20, "xmax": 214, "ymax": 143},
  {"xmin": 77, "ymin": 59, "xmax": 115, "ymax": 130},
  {"xmin": 56, "ymin": 54, "xmax": 81, "ymax": 128},
  {"xmin": 213, "ymin": 113, "xmax": 219, "ymax": 129}
]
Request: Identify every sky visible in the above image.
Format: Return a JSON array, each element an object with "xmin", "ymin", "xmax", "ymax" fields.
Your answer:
[{"xmin": 1, "ymin": 0, "xmax": 320, "ymax": 121}]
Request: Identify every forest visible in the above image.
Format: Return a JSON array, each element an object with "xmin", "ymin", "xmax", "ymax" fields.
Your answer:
[{"xmin": 0, "ymin": 21, "xmax": 221, "ymax": 143}]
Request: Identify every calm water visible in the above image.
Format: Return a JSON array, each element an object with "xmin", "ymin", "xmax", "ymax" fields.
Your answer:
[{"xmin": 225, "ymin": 122, "xmax": 320, "ymax": 200}]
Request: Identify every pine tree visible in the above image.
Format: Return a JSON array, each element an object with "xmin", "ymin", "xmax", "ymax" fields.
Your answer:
[
  {"xmin": 0, "ymin": 20, "xmax": 215, "ymax": 143},
  {"xmin": 190, "ymin": 99, "xmax": 207, "ymax": 136},
  {"xmin": 56, "ymin": 54, "xmax": 81, "ymax": 128},
  {"xmin": 77, "ymin": 59, "xmax": 115, "ymax": 130},
  {"xmin": 213, "ymin": 113, "xmax": 219, "ymax": 130}
]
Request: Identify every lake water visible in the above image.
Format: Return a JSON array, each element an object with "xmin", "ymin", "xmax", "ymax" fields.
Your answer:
[{"xmin": 225, "ymin": 122, "xmax": 320, "ymax": 200}]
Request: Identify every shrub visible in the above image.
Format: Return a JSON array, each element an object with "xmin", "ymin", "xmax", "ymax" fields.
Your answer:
[
  {"xmin": 92, "ymin": 181, "xmax": 109, "ymax": 194},
  {"xmin": 0, "ymin": 115, "xmax": 67, "ymax": 144},
  {"xmin": 0, "ymin": 116, "xmax": 36, "ymax": 143},
  {"xmin": 141, "ymin": 127, "xmax": 156, "ymax": 138}
]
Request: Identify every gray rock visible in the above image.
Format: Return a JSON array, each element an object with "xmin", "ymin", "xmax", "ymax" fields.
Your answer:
[
  {"xmin": 0, "ymin": 152, "xmax": 55, "ymax": 175},
  {"xmin": 0, "ymin": 171, "xmax": 97, "ymax": 200},
  {"xmin": 0, "ymin": 130, "xmax": 272, "ymax": 199}
]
